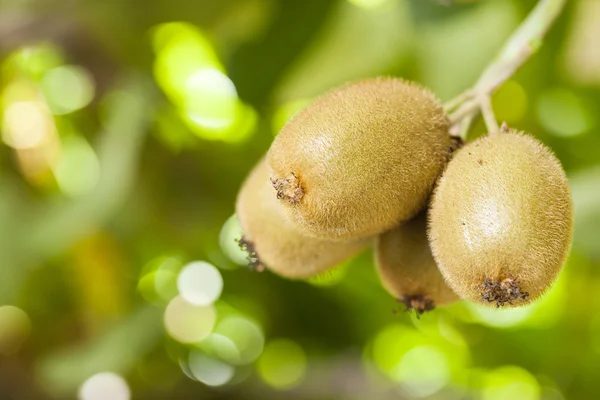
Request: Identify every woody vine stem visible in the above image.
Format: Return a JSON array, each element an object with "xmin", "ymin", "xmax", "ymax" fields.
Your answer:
[{"xmin": 443, "ymin": 0, "xmax": 567, "ymax": 139}]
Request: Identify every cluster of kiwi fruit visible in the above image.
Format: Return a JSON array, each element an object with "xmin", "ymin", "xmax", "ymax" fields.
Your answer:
[{"xmin": 235, "ymin": 77, "xmax": 573, "ymax": 314}]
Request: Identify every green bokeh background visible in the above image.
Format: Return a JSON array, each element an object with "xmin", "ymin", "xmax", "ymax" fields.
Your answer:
[{"xmin": 1, "ymin": 0, "xmax": 599, "ymax": 399}]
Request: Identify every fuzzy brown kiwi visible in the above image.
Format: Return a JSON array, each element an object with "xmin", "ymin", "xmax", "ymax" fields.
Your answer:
[
  {"xmin": 267, "ymin": 77, "xmax": 451, "ymax": 240},
  {"xmin": 236, "ymin": 158, "xmax": 369, "ymax": 279},
  {"xmin": 428, "ymin": 131, "xmax": 573, "ymax": 307},
  {"xmin": 375, "ymin": 213, "xmax": 458, "ymax": 315}
]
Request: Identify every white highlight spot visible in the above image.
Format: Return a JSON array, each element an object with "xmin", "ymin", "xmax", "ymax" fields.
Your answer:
[
  {"xmin": 164, "ymin": 295, "xmax": 216, "ymax": 343},
  {"xmin": 177, "ymin": 261, "xmax": 223, "ymax": 306},
  {"xmin": 78, "ymin": 372, "xmax": 130, "ymax": 400},
  {"xmin": 185, "ymin": 68, "xmax": 238, "ymax": 130},
  {"xmin": 2, "ymin": 101, "xmax": 52, "ymax": 149},
  {"xmin": 188, "ymin": 351, "xmax": 235, "ymax": 386},
  {"xmin": 41, "ymin": 65, "xmax": 95, "ymax": 115}
]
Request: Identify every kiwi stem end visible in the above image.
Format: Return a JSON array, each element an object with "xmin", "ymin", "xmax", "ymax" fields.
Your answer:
[
  {"xmin": 271, "ymin": 173, "xmax": 304, "ymax": 204},
  {"xmin": 398, "ymin": 296, "xmax": 435, "ymax": 318},
  {"xmin": 499, "ymin": 122, "xmax": 511, "ymax": 133},
  {"xmin": 480, "ymin": 275, "xmax": 529, "ymax": 307},
  {"xmin": 237, "ymin": 236, "xmax": 265, "ymax": 272}
]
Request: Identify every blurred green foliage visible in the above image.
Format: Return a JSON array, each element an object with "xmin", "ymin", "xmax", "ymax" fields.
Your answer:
[{"xmin": 0, "ymin": 0, "xmax": 599, "ymax": 399}]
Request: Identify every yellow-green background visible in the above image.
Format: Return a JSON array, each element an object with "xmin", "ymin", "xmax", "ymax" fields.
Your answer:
[{"xmin": 0, "ymin": 0, "xmax": 598, "ymax": 398}]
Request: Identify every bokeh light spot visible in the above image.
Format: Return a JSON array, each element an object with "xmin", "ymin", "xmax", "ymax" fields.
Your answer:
[
  {"xmin": 219, "ymin": 214, "xmax": 248, "ymax": 267},
  {"xmin": 185, "ymin": 68, "xmax": 238, "ymax": 130},
  {"xmin": 537, "ymin": 88, "xmax": 592, "ymax": 137},
  {"xmin": 212, "ymin": 316, "xmax": 264, "ymax": 365},
  {"xmin": 347, "ymin": 0, "xmax": 389, "ymax": 10},
  {"xmin": 395, "ymin": 346, "xmax": 450, "ymax": 397},
  {"xmin": 372, "ymin": 324, "xmax": 411, "ymax": 377},
  {"xmin": 371, "ymin": 323, "xmax": 469, "ymax": 385},
  {"xmin": 482, "ymin": 366, "xmax": 540, "ymax": 400},
  {"xmin": 2, "ymin": 101, "xmax": 54, "ymax": 149},
  {"xmin": 17, "ymin": 44, "xmax": 64, "ymax": 78},
  {"xmin": 201, "ymin": 333, "xmax": 241, "ymax": 363},
  {"xmin": 138, "ymin": 256, "xmax": 183, "ymax": 306},
  {"xmin": 152, "ymin": 22, "xmax": 256, "ymax": 143},
  {"xmin": 53, "ymin": 136, "xmax": 100, "ymax": 197},
  {"xmin": 453, "ymin": 273, "xmax": 567, "ymax": 329},
  {"xmin": 492, "ymin": 80, "xmax": 527, "ymax": 123},
  {"xmin": 78, "ymin": 372, "xmax": 130, "ymax": 400},
  {"xmin": 177, "ymin": 261, "xmax": 223, "ymax": 306},
  {"xmin": 155, "ymin": 269, "xmax": 179, "ymax": 301},
  {"xmin": 40, "ymin": 65, "xmax": 95, "ymax": 115},
  {"xmin": 152, "ymin": 22, "xmax": 222, "ymax": 97},
  {"xmin": 465, "ymin": 302, "xmax": 535, "ymax": 328},
  {"xmin": 0, "ymin": 306, "xmax": 31, "ymax": 355},
  {"xmin": 178, "ymin": 357, "xmax": 198, "ymax": 381},
  {"xmin": 138, "ymin": 272, "xmax": 162, "ymax": 306},
  {"xmin": 188, "ymin": 351, "xmax": 235, "ymax": 386},
  {"xmin": 164, "ymin": 295, "xmax": 216, "ymax": 343},
  {"xmin": 155, "ymin": 264, "xmax": 180, "ymax": 302},
  {"xmin": 257, "ymin": 339, "xmax": 307, "ymax": 390}
]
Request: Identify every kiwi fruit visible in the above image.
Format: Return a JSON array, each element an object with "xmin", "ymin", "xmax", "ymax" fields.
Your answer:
[
  {"xmin": 267, "ymin": 77, "xmax": 451, "ymax": 240},
  {"xmin": 236, "ymin": 158, "xmax": 369, "ymax": 279},
  {"xmin": 375, "ymin": 213, "xmax": 458, "ymax": 315},
  {"xmin": 428, "ymin": 131, "xmax": 573, "ymax": 307}
]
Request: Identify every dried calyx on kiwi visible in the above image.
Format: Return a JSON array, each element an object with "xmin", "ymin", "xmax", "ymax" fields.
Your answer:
[
  {"xmin": 428, "ymin": 130, "xmax": 573, "ymax": 307},
  {"xmin": 236, "ymin": 236, "xmax": 262, "ymax": 272},
  {"xmin": 235, "ymin": 158, "xmax": 369, "ymax": 279},
  {"xmin": 268, "ymin": 77, "xmax": 452, "ymax": 241},
  {"xmin": 479, "ymin": 275, "xmax": 529, "ymax": 307},
  {"xmin": 376, "ymin": 213, "xmax": 458, "ymax": 316}
]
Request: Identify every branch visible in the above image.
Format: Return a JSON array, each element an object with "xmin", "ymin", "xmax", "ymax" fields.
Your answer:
[
  {"xmin": 445, "ymin": 0, "xmax": 567, "ymax": 138},
  {"xmin": 479, "ymin": 94, "xmax": 499, "ymax": 134}
]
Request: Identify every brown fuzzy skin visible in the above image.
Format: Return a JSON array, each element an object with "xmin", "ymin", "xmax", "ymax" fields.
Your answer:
[
  {"xmin": 375, "ymin": 214, "xmax": 458, "ymax": 314},
  {"xmin": 428, "ymin": 131, "xmax": 573, "ymax": 307},
  {"xmin": 236, "ymin": 158, "xmax": 369, "ymax": 279},
  {"xmin": 267, "ymin": 77, "xmax": 451, "ymax": 240}
]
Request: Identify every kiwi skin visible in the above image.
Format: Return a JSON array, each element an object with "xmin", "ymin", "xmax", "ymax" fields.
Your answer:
[
  {"xmin": 428, "ymin": 131, "xmax": 573, "ymax": 307},
  {"xmin": 268, "ymin": 77, "xmax": 451, "ymax": 241},
  {"xmin": 236, "ymin": 158, "xmax": 369, "ymax": 279},
  {"xmin": 375, "ymin": 213, "xmax": 458, "ymax": 315}
]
